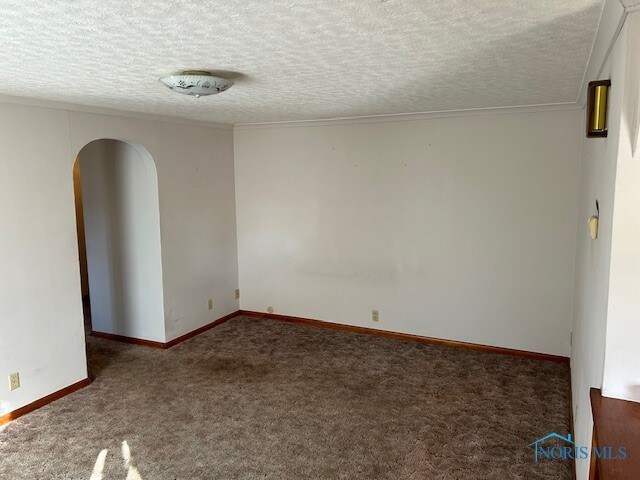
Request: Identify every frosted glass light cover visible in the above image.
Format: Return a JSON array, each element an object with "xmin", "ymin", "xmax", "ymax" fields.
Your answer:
[{"xmin": 159, "ymin": 72, "xmax": 233, "ymax": 97}]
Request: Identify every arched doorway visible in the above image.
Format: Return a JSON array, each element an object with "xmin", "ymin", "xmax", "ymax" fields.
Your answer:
[{"xmin": 73, "ymin": 139, "xmax": 165, "ymax": 343}]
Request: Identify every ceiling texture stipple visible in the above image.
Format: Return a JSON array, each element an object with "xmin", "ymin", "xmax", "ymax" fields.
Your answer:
[{"xmin": 1, "ymin": 0, "xmax": 603, "ymax": 125}]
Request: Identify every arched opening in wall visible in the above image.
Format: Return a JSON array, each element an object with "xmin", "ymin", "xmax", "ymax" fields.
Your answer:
[{"xmin": 73, "ymin": 139, "xmax": 165, "ymax": 344}]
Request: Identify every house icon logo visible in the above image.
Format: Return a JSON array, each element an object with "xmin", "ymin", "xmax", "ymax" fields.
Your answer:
[
  {"xmin": 529, "ymin": 433, "xmax": 574, "ymax": 462},
  {"xmin": 529, "ymin": 432, "xmax": 627, "ymax": 463}
]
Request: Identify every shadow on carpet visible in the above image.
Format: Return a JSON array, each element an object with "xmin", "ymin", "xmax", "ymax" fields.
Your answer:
[{"xmin": 0, "ymin": 316, "xmax": 572, "ymax": 479}]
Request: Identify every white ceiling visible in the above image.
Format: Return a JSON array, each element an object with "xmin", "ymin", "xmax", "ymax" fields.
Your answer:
[{"xmin": 1, "ymin": 1, "xmax": 603, "ymax": 125}]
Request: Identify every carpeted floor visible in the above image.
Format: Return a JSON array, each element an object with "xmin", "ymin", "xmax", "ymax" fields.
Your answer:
[{"xmin": 0, "ymin": 316, "xmax": 572, "ymax": 479}]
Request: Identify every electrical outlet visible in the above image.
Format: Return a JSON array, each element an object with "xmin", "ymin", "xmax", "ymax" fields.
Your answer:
[
  {"xmin": 235, "ymin": 289, "xmax": 240, "ymax": 300},
  {"xmin": 372, "ymin": 310, "xmax": 379, "ymax": 322},
  {"xmin": 8, "ymin": 372, "xmax": 20, "ymax": 391},
  {"xmin": 208, "ymin": 299, "xmax": 213, "ymax": 310},
  {"xmin": 267, "ymin": 306, "xmax": 274, "ymax": 314}
]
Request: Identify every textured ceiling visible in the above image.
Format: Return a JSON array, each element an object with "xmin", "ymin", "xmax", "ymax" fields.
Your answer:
[{"xmin": 1, "ymin": 1, "xmax": 603, "ymax": 124}]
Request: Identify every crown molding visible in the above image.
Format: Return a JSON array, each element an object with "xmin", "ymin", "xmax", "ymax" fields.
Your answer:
[
  {"xmin": 234, "ymin": 103, "xmax": 581, "ymax": 131},
  {"xmin": 577, "ymin": 0, "xmax": 627, "ymax": 107},
  {"xmin": 0, "ymin": 94, "xmax": 582, "ymax": 132},
  {"xmin": 621, "ymin": 0, "xmax": 640, "ymax": 12},
  {"xmin": 0, "ymin": 94, "xmax": 234, "ymax": 130}
]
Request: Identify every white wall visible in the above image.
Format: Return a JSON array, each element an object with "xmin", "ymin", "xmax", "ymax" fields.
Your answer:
[
  {"xmin": 602, "ymin": 12, "xmax": 640, "ymax": 403},
  {"xmin": 570, "ymin": 27, "xmax": 624, "ymax": 479},
  {"xmin": 234, "ymin": 109, "xmax": 582, "ymax": 356},
  {"xmin": 68, "ymin": 112, "xmax": 239, "ymax": 342},
  {"xmin": 0, "ymin": 102, "xmax": 238, "ymax": 416},
  {"xmin": 570, "ymin": 10, "xmax": 640, "ymax": 479},
  {"xmin": 0, "ymin": 104, "xmax": 86, "ymax": 416},
  {"xmin": 79, "ymin": 139, "xmax": 165, "ymax": 342}
]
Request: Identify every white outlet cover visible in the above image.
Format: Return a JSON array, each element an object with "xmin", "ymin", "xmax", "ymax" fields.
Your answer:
[{"xmin": 9, "ymin": 372, "xmax": 20, "ymax": 391}]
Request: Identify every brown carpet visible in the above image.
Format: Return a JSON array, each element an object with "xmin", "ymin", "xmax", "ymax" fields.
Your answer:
[{"xmin": 0, "ymin": 316, "xmax": 572, "ymax": 479}]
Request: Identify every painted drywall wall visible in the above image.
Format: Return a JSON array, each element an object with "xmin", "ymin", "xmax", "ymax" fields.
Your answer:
[
  {"xmin": 602, "ymin": 11, "xmax": 640, "ymax": 403},
  {"xmin": 0, "ymin": 102, "xmax": 238, "ymax": 415},
  {"xmin": 78, "ymin": 139, "xmax": 165, "ymax": 342},
  {"xmin": 234, "ymin": 109, "xmax": 582, "ymax": 356},
  {"xmin": 68, "ymin": 112, "xmax": 239, "ymax": 342},
  {"xmin": 0, "ymin": 104, "xmax": 87, "ymax": 416},
  {"xmin": 570, "ymin": 14, "xmax": 631, "ymax": 480}
]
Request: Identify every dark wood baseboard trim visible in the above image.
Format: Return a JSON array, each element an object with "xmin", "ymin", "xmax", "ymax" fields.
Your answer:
[
  {"xmin": 1, "ymin": 312, "xmax": 240, "ymax": 425},
  {"xmin": 164, "ymin": 310, "xmax": 240, "ymax": 348},
  {"xmin": 0, "ymin": 377, "xmax": 91, "ymax": 426},
  {"xmin": 239, "ymin": 310, "xmax": 570, "ymax": 364},
  {"xmin": 91, "ymin": 311, "xmax": 241, "ymax": 349},
  {"xmin": 90, "ymin": 331, "xmax": 165, "ymax": 349},
  {"xmin": 3, "ymin": 312, "xmax": 566, "ymax": 426},
  {"xmin": 90, "ymin": 309, "xmax": 569, "ymax": 364}
]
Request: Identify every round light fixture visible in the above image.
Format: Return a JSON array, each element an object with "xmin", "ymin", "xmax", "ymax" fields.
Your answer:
[{"xmin": 159, "ymin": 71, "xmax": 234, "ymax": 98}]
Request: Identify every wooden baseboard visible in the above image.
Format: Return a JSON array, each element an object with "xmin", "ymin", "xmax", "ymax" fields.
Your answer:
[
  {"xmin": 1, "ymin": 312, "xmax": 239, "ymax": 425},
  {"xmin": 239, "ymin": 310, "xmax": 570, "ymax": 364},
  {"xmin": 164, "ymin": 311, "xmax": 240, "ymax": 348},
  {"xmin": 3, "ymin": 311, "xmax": 566, "ymax": 426},
  {"xmin": 0, "ymin": 378, "xmax": 91, "ymax": 426},
  {"xmin": 90, "ymin": 331, "xmax": 166, "ymax": 348},
  {"xmin": 91, "ymin": 310, "xmax": 568, "ymax": 364},
  {"xmin": 91, "ymin": 311, "xmax": 241, "ymax": 349}
]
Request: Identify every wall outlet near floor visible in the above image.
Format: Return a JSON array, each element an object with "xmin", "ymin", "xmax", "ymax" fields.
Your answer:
[
  {"xmin": 208, "ymin": 299, "xmax": 213, "ymax": 310},
  {"xmin": 267, "ymin": 306, "xmax": 274, "ymax": 314},
  {"xmin": 8, "ymin": 372, "xmax": 20, "ymax": 391},
  {"xmin": 372, "ymin": 310, "xmax": 379, "ymax": 322},
  {"xmin": 235, "ymin": 289, "xmax": 240, "ymax": 300}
]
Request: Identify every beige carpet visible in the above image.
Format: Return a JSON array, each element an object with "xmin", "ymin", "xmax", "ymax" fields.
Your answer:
[{"xmin": 0, "ymin": 316, "xmax": 572, "ymax": 479}]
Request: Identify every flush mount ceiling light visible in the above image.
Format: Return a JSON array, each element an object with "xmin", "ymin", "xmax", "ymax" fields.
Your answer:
[{"xmin": 159, "ymin": 71, "xmax": 234, "ymax": 98}]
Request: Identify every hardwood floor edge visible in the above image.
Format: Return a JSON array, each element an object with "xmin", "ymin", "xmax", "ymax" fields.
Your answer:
[
  {"xmin": 238, "ymin": 310, "xmax": 570, "ymax": 364},
  {"xmin": 0, "ymin": 378, "xmax": 91, "ymax": 426},
  {"xmin": 163, "ymin": 310, "xmax": 241, "ymax": 348}
]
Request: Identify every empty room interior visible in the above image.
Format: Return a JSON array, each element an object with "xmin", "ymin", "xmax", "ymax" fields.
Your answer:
[{"xmin": 1, "ymin": 1, "xmax": 640, "ymax": 479}]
